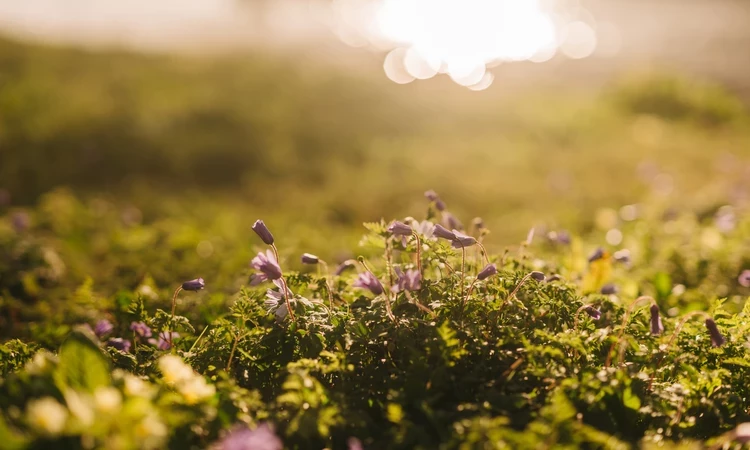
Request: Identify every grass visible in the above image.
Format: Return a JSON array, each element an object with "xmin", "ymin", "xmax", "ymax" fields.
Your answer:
[{"xmin": 1, "ymin": 35, "xmax": 750, "ymax": 449}]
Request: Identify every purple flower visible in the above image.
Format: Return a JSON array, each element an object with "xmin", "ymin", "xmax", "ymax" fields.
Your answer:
[
  {"xmin": 216, "ymin": 424, "xmax": 282, "ymax": 450},
  {"xmin": 705, "ymin": 318, "xmax": 725, "ymax": 347},
  {"xmin": 301, "ymin": 253, "xmax": 319, "ymax": 264},
  {"xmin": 547, "ymin": 274, "xmax": 562, "ymax": 282},
  {"xmin": 252, "ymin": 220, "xmax": 275, "ymax": 246},
  {"xmin": 613, "ymin": 249, "xmax": 631, "ymax": 264},
  {"xmin": 588, "ymin": 247, "xmax": 605, "ymax": 263},
  {"xmin": 583, "ymin": 306, "xmax": 601, "ymax": 320},
  {"xmin": 477, "ymin": 264, "xmax": 497, "ymax": 281},
  {"xmin": 129, "ymin": 321, "xmax": 152, "ymax": 338},
  {"xmin": 739, "ymin": 270, "xmax": 750, "ymax": 288},
  {"xmin": 149, "ymin": 332, "xmax": 179, "ymax": 350},
  {"xmin": 424, "ymin": 190, "xmax": 446, "ymax": 211},
  {"xmin": 600, "ymin": 283, "xmax": 618, "ymax": 295},
  {"xmin": 387, "ymin": 221, "xmax": 413, "ymax": 237},
  {"xmin": 353, "ymin": 272, "xmax": 384, "ymax": 296},
  {"xmin": 347, "ymin": 438, "xmax": 364, "ymax": 450},
  {"xmin": 450, "ymin": 231, "xmax": 476, "ymax": 248},
  {"xmin": 650, "ymin": 304, "xmax": 664, "ymax": 335},
  {"xmin": 265, "ymin": 280, "xmax": 294, "ymax": 321},
  {"xmin": 442, "ymin": 212, "xmax": 463, "ymax": 230},
  {"xmin": 334, "ymin": 260, "xmax": 356, "ymax": 276},
  {"xmin": 107, "ymin": 338, "xmax": 131, "ymax": 353},
  {"xmin": 529, "ymin": 271, "xmax": 546, "ymax": 282},
  {"xmin": 392, "ymin": 268, "xmax": 421, "ymax": 292},
  {"xmin": 94, "ymin": 320, "xmax": 114, "ymax": 338},
  {"xmin": 250, "ymin": 250, "xmax": 282, "ymax": 284},
  {"xmin": 182, "ymin": 278, "xmax": 205, "ymax": 291},
  {"xmin": 433, "ymin": 224, "xmax": 457, "ymax": 241},
  {"xmin": 11, "ymin": 211, "xmax": 30, "ymax": 232}
]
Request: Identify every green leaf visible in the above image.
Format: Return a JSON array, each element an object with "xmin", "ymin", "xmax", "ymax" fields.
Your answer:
[
  {"xmin": 622, "ymin": 387, "xmax": 641, "ymax": 411},
  {"xmin": 55, "ymin": 328, "xmax": 110, "ymax": 392},
  {"xmin": 653, "ymin": 272, "xmax": 672, "ymax": 301}
]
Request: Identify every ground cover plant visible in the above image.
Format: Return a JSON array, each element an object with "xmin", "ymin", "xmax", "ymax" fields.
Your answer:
[{"xmin": 1, "ymin": 188, "xmax": 750, "ymax": 450}]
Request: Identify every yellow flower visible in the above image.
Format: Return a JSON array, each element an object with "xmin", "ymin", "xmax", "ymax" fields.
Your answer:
[
  {"xmin": 26, "ymin": 397, "xmax": 68, "ymax": 435},
  {"xmin": 178, "ymin": 376, "xmax": 216, "ymax": 405},
  {"xmin": 158, "ymin": 355, "xmax": 194, "ymax": 386}
]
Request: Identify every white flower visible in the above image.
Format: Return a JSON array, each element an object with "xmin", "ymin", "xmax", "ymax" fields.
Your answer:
[
  {"xmin": 123, "ymin": 374, "xmax": 154, "ymax": 398},
  {"xmin": 94, "ymin": 386, "xmax": 122, "ymax": 413},
  {"xmin": 135, "ymin": 413, "xmax": 168, "ymax": 450},
  {"xmin": 158, "ymin": 355, "xmax": 195, "ymax": 386},
  {"xmin": 177, "ymin": 376, "xmax": 216, "ymax": 405},
  {"xmin": 25, "ymin": 351, "xmax": 56, "ymax": 375},
  {"xmin": 26, "ymin": 397, "xmax": 68, "ymax": 435}
]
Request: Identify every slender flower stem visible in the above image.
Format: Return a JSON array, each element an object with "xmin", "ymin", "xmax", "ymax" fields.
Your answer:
[
  {"xmin": 647, "ymin": 310, "xmax": 712, "ymax": 390},
  {"xmin": 226, "ymin": 331, "xmax": 246, "ymax": 372},
  {"xmin": 573, "ymin": 304, "xmax": 598, "ymax": 329},
  {"xmin": 271, "ymin": 243, "xmax": 296, "ymax": 324},
  {"xmin": 359, "ymin": 258, "xmax": 395, "ymax": 322},
  {"xmin": 460, "ymin": 244, "xmax": 466, "ymax": 301},
  {"xmin": 500, "ymin": 273, "xmax": 533, "ymax": 311},
  {"xmin": 169, "ymin": 286, "xmax": 183, "ymax": 348},
  {"xmin": 604, "ymin": 296, "xmax": 657, "ymax": 368},
  {"xmin": 465, "ymin": 278, "xmax": 478, "ymax": 307},
  {"xmin": 476, "ymin": 242, "xmax": 491, "ymax": 266},
  {"xmin": 405, "ymin": 291, "xmax": 435, "ymax": 318},
  {"xmin": 319, "ymin": 260, "xmax": 334, "ymax": 310},
  {"xmin": 412, "ymin": 231, "xmax": 423, "ymax": 275}
]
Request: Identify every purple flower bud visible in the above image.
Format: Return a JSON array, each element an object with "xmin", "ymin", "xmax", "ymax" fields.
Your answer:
[
  {"xmin": 107, "ymin": 338, "xmax": 131, "ymax": 353},
  {"xmin": 613, "ymin": 249, "xmax": 631, "ymax": 264},
  {"xmin": 583, "ymin": 306, "xmax": 601, "ymax": 320},
  {"xmin": 588, "ymin": 247, "xmax": 605, "ymax": 263},
  {"xmin": 547, "ymin": 274, "xmax": 562, "ymax": 282},
  {"xmin": 94, "ymin": 319, "xmax": 114, "ymax": 338},
  {"xmin": 182, "ymin": 278, "xmax": 205, "ymax": 291},
  {"xmin": 477, "ymin": 264, "xmax": 497, "ymax": 281},
  {"xmin": 472, "ymin": 217, "xmax": 485, "ymax": 230},
  {"xmin": 301, "ymin": 253, "xmax": 319, "ymax": 264},
  {"xmin": 216, "ymin": 424, "xmax": 282, "ymax": 450},
  {"xmin": 451, "ymin": 231, "xmax": 477, "ymax": 248},
  {"xmin": 433, "ymin": 224, "xmax": 457, "ymax": 241},
  {"xmin": 252, "ymin": 220, "xmax": 275, "ymax": 245},
  {"xmin": 149, "ymin": 332, "xmax": 179, "ymax": 350},
  {"xmin": 334, "ymin": 260, "xmax": 356, "ymax": 276},
  {"xmin": 353, "ymin": 272, "xmax": 384, "ymax": 296},
  {"xmin": 425, "ymin": 190, "xmax": 446, "ymax": 211},
  {"xmin": 650, "ymin": 304, "xmax": 664, "ymax": 335},
  {"xmin": 392, "ymin": 268, "xmax": 421, "ymax": 292},
  {"xmin": 705, "ymin": 318, "xmax": 725, "ymax": 347},
  {"xmin": 529, "ymin": 271, "xmax": 546, "ymax": 282},
  {"xmin": 442, "ymin": 212, "xmax": 463, "ymax": 230},
  {"xmin": 11, "ymin": 211, "xmax": 30, "ymax": 232},
  {"xmin": 129, "ymin": 321, "xmax": 152, "ymax": 338},
  {"xmin": 251, "ymin": 250, "xmax": 282, "ymax": 284},
  {"xmin": 600, "ymin": 283, "xmax": 618, "ymax": 295},
  {"xmin": 739, "ymin": 270, "xmax": 750, "ymax": 288},
  {"xmin": 387, "ymin": 221, "xmax": 413, "ymax": 237}
]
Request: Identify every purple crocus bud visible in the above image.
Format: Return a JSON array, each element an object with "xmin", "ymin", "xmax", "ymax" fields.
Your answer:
[
  {"xmin": 583, "ymin": 306, "xmax": 601, "ymax": 320},
  {"xmin": 705, "ymin": 318, "xmax": 725, "ymax": 347},
  {"xmin": 182, "ymin": 278, "xmax": 205, "ymax": 291},
  {"xmin": 424, "ymin": 190, "xmax": 446, "ymax": 211},
  {"xmin": 94, "ymin": 319, "xmax": 114, "ymax": 338},
  {"xmin": 334, "ymin": 260, "xmax": 356, "ymax": 276},
  {"xmin": 353, "ymin": 272, "xmax": 384, "ymax": 296},
  {"xmin": 600, "ymin": 283, "xmax": 618, "ymax": 295},
  {"xmin": 107, "ymin": 338, "xmax": 131, "ymax": 353},
  {"xmin": 650, "ymin": 304, "xmax": 664, "ymax": 335},
  {"xmin": 477, "ymin": 264, "xmax": 497, "ymax": 281},
  {"xmin": 451, "ymin": 231, "xmax": 477, "ymax": 248},
  {"xmin": 739, "ymin": 270, "xmax": 750, "ymax": 288},
  {"xmin": 149, "ymin": 332, "xmax": 179, "ymax": 350},
  {"xmin": 392, "ymin": 268, "xmax": 421, "ymax": 292},
  {"xmin": 387, "ymin": 221, "xmax": 413, "ymax": 237},
  {"xmin": 250, "ymin": 250, "xmax": 282, "ymax": 284},
  {"xmin": 529, "ymin": 271, "xmax": 546, "ymax": 282},
  {"xmin": 252, "ymin": 220, "xmax": 275, "ymax": 245},
  {"xmin": 129, "ymin": 321, "xmax": 152, "ymax": 338},
  {"xmin": 433, "ymin": 224, "xmax": 457, "ymax": 241},
  {"xmin": 442, "ymin": 212, "xmax": 463, "ymax": 230},
  {"xmin": 588, "ymin": 247, "xmax": 605, "ymax": 263},
  {"xmin": 301, "ymin": 253, "xmax": 319, "ymax": 264},
  {"xmin": 216, "ymin": 424, "xmax": 283, "ymax": 450}
]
